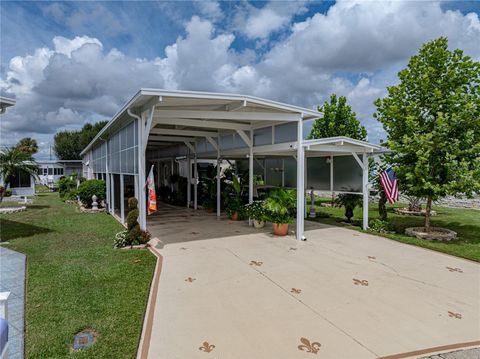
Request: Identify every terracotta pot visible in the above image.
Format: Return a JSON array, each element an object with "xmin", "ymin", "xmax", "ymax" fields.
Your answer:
[
  {"xmin": 206, "ymin": 207, "xmax": 214, "ymax": 213},
  {"xmin": 273, "ymin": 223, "xmax": 289, "ymax": 236},
  {"xmin": 231, "ymin": 211, "xmax": 239, "ymax": 221},
  {"xmin": 253, "ymin": 219, "xmax": 265, "ymax": 228}
]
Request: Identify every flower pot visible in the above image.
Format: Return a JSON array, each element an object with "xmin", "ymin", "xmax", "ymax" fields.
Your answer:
[
  {"xmin": 206, "ymin": 207, "xmax": 214, "ymax": 213},
  {"xmin": 253, "ymin": 219, "xmax": 265, "ymax": 228},
  {"xmin": 273, "ymin": 223, "xmax": 289, "ymax": 236},
  {"xmin": 231, "ymin": 211, "xmax": 239, "ymax": 221}
]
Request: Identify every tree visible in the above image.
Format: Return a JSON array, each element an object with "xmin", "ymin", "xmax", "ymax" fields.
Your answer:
[
  {"xmin": 374, "ymin": 37, "xmax": 480, "ymax": 231},
  {"xmin": 53, "ymin": 121, "xmax": 107, "ymax": 160},
  {"xmin": 0, "ymin": 147, "xmax": 39, "ymax": 202},
  {"xmin": 308, "ymin": 94, "xmax": 367, "ymax": 140},
  {"xmin": 15, "ymin": 137, "xmax": 38, "ymax": 155}
]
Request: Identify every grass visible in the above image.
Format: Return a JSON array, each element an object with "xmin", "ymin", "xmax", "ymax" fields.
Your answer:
[
  {"xmin": 0, "ymin": 193, "xmax": 156, "ymax": 358},
  {"xmin": 307, "ymin": 199, "xmax": 480, "ymax": 262}
]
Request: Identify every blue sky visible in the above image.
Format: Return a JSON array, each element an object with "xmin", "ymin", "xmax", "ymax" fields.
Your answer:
[{"xmin": 1, "ymin": 1, "xmax": 479, "ymax": 159}]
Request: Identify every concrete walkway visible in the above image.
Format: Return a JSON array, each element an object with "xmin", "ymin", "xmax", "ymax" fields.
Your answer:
[
  {"xmin": 0, "ymin": 246, "xmax": 26, "ymax": 359},
  {"xmin": 144, "ymin": 222, "xmax": 479, "ymax": 359}
]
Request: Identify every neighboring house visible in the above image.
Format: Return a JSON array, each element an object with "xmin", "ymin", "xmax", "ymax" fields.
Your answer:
[
  {"xmin": 0, "ymin": 96, "xmax": 35, "ymax": 197},
  {"xmin": 36, "ymin": 160, "xmax": 83, "ymax": 186}
]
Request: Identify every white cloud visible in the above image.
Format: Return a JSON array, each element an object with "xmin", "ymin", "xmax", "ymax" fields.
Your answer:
[
  {"xmin": 233, "ymin": 1, "xmax": 307, "ymax": 40},
  {"xmin": 2, "ymin": 1, "xmax": 480, "ymax": 157}
]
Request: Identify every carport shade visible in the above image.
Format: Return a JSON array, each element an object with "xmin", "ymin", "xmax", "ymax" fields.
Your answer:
[{"xmin": 80, "ymin": 89, "xmax": 386, "ymax": 240}]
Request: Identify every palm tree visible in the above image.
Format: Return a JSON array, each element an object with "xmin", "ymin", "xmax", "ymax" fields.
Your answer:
[
  {"xmin": 0, "ymin": 147, "xmax": 39, "ymax": 202},
  {"xmin": 15, "ymin": 137, "xmax": 39, "ymax": 155}
]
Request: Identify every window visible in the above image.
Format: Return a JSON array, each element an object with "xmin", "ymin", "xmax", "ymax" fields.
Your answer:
[
  {"xmin": 43, "ymin": 168, "xmax": 48, "ymax": 176},
  {"xmin": 10, "ymin": 170, "xmax": 31, "ymax": 188},
  {"xmin": 59, "ymin": 168, "xmax": 64, "ymax": 175},
  {"xmin": 54, "ymin": 168, "xmax": 58, "ymax": 175},
  {"xmin": 38, "ymin": 168, "xmax": 43, "ymax": 175},
  {"xmin": 48, "ymin": 168, "xmax": 53, "ymax": 175}
]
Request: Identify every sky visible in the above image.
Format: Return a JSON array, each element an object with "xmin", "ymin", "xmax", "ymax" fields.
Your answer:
[{"xmin": 1, "ymin": 0, "xmax": 479, "ymax": 160}]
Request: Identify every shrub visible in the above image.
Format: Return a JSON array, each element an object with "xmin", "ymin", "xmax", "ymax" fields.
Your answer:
[
  {"xmin": 5, "ymin": 189, "xmax": 12, "ymax": 197},
  {"xmin": 369, "ymin": 219, "xmax": 395, "ymax": 233},
  {"xmin": 335, "ymin": 192, "xmax": 362, "ymax": 223},
  {"xmin": 58, "ymin": 177, "xmax": 77, "ymax": 198},
  {"xmin": 77, "ymin": 179, "xmax": 106, "ymax": 207}
]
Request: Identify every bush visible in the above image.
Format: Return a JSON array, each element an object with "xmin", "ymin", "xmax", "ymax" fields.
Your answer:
[
  {"xmin": 77, "ymin": 179, "xmax": 106, "ymax": 207},
  {"xmin": 5, "ymin": 189, "xmax": 12, "ymax": 197},
  {"xmin": 58, "ymin": 177, "xmax": 77, "ymax": 198},
  {"xmin": 369, "ymin": 219, "xmax": 395, "ymax": 233},
  {"xmin": 113, "ymin": 197, "xmax": 152, "ymax": 247}
]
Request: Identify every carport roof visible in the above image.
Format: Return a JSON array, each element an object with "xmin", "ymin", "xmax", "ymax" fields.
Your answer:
[{"xmin": 81, "ymin": 89, "xmax": 321, "ymax": 155}]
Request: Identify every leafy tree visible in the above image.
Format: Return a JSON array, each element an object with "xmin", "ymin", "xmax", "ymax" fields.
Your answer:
[
  {"xmin": 374, "ymin": 37, "xmax": 480, "ymax": 231},
  {"xmin": 0, "ymin": 147, "xmax": 39, "ymax": 202},
  {"xmin": 15, "ymin": 137, "xmax": 38, "ymax": 155},
  {"xmin": 53, "ymin": 121, "xmax": 107, "ymax": 160},
  {"xmin": 308, "ymin": 94, "xmax": 367, "ymax": 140}
]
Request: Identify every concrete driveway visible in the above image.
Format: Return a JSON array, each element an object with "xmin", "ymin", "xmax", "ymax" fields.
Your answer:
[{"xmin": 143, "ymin": 222, "xmax": 479, "ymax": 359}]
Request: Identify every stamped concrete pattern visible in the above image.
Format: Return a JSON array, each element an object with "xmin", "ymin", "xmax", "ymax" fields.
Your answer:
[
  {"xmin": 146, "ymin": 212, "xmax": 479, "ymax": 359},
  {"xmin": 0, "ymin": 246, "xmax": 26, "ymax": 359}
]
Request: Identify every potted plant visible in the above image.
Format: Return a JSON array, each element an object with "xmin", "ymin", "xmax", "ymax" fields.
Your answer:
[
  {"xmin": 245, "ymin": 201, "xmax": 267, "ymax": 228},
  {"xmin": 335, "ymin": 192, "xmax": 362, "ymax": 223},
  {"xmin": 264, "ymin": 188, "xmax": 296, "ymax": 236},
  {"xmin": 224, "ymin": 175, "xmax": 242, "ymax": 220}
]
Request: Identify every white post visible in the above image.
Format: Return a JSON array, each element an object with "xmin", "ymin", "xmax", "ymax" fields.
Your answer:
[
  {"xmin": 120, "ymin": 174, "xmax": 125, "ymax": 224},
  {"xmin": 138, "ymin": 113, "xmax": 147, "ymax": 230},
  {"xmin": 111, "ymin": 174, "xmax": 115, "ymax": 216},
  {"xmin": 304, "ymin": 156, "xmax": 308, "ymax": 219},
  {"xmin": 296, "ymin": 116, "xmax": 305, "ymax": 240},
  {"xmin": 217, "ymin": 156, "xmax": 221, "ymax": 218},
  {"xmin": 249, "ymin": 129, "xmax": 254, "ymax": 226},
  {"xmin": 187, "ymin": 154, "xmax": 191, "ymax": 208},
  {"xmin": 362, "ymin": 152, "xmax": 369, "ymax": 230},
  {"xmin": 194, "ymin": 143, "xmax": 198, "ymax": 210}
]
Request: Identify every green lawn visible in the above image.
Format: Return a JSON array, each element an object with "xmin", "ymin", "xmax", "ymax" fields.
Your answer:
[
  {"xmin": 308, "ymin": 199, "xmax": 480, "ymax": 262},
  {"xmin": 0, "ymin": 193, "xmax": 156, "ymax": 358}
]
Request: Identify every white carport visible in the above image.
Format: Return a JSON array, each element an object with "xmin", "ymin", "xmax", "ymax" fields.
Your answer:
[{"xmin": 81, "ymin": 89, "xmax": 384, "ymax": 241}]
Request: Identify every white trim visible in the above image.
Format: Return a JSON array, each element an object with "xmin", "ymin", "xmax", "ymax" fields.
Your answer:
[
  {"xmin": 150, "ymin": 128, "xmax": 219, "ymax": 137},
  {"xmin": 153, "ymin": 109, "xmax": 301, "ymax": 122}
]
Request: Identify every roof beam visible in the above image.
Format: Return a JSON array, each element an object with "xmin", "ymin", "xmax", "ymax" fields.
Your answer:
[
  {"xmin": 206, "ymin": 136, "xmax": 219, "ymax": 151},
  {"xmin": 152, "ymin": 117, "xmax": 251, "ymax": 131},
  {"xmin": 154, "ymin": 109, "xmax": 299, "ymax": 122},
  {"xmin": 226, "ymin": 100, "xmax": 246, "ymax": 112},
  {"xmin": 149, "ymin": 135, "xmax": 196, "ymax": 142},
  {"xmin": 184, "ymin": 141, "xmax": 196, "ymax": 154},
  {"xmin": 236, "ymin": 130, "xmax": 252, "ymax": 147},
  {"xmin": 150, "ymin": 128, "xmax": 218, "ymax": 137}
]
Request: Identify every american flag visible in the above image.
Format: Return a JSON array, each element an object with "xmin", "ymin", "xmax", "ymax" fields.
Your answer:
[{"xmin": 379, "ymin": 167, "xmax": 398, "ymax": 204}]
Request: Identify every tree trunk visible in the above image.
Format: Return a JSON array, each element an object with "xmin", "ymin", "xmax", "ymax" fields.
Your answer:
[
  {"xmin": 424, "ymin": 196, "xmax": 432, "ymax": 232},
  {"xmin": 378, "ymin": 190, "xmax": 387, "ymax": 221}
]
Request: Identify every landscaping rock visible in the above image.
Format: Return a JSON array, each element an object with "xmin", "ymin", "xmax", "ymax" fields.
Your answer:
[
  {"xmin": 0, "ymin": 206, "xmax": 26, "ymax": 214},
  {"xmin": 405, "ymin": 227, "xmax": 457, "ymax": 241},
  {"xmin": 394, "ymin": 208, "xmax": 437, "ymax": 216}
]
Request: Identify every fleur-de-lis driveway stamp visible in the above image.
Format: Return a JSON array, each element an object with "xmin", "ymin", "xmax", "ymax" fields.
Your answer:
[
  {"xmin": 185, "ymin": 277, "xmax": 196, "ymax": 283},
  {"xmin": 298, "ymin": 337, "xmax": 321, "ymax": 354},
  {"xmin": 446, "ymin": 266, "xmax": 463, "ymax": 273},
  {"xmin": 250, "ymin": 260, "xmax": 263, "ymax": 267},
  {"xmin": 289, "ymin": 247, "xmax": 297, "ymax": 251},
  {"xmin": 291, "ymin": 288, "xmax": 302, "ymax": 294},
  {"xmin": 448, "ymin": 311, "xmax": 462, "ymax": 319},
  {"xmin": 353, "ymin": 278, "xmax": 369, "ymax": 286},
  {"xmin": 198, "ymin": 341, "xmax": 215, "ymax": 353},
  {"xmin": 367, "ymin": 256, "xmax": 376, "ymax": 260}
]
